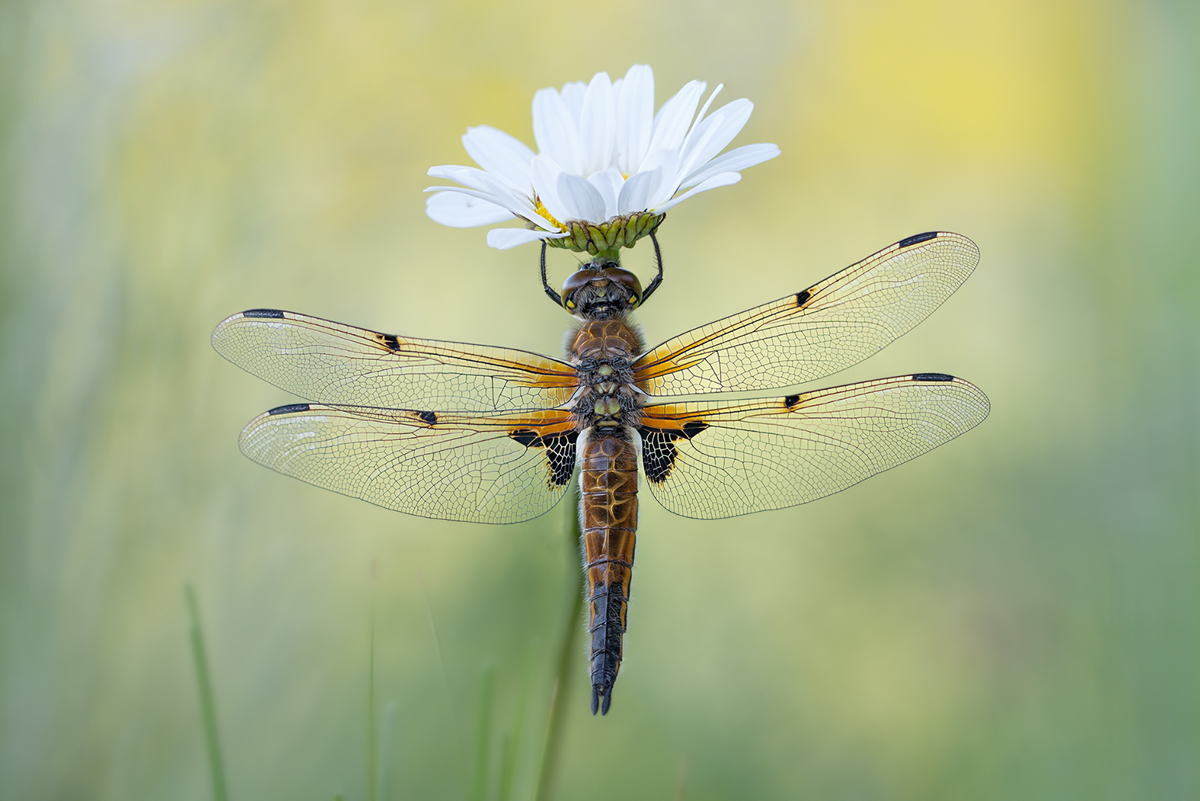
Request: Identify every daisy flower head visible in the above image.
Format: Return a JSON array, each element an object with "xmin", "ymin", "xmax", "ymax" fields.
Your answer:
[{"xmin": 425, "ymin": 65, "xmax": 780, "ymax": 259}]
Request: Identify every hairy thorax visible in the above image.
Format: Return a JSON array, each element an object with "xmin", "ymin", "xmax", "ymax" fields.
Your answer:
[{"xmin": 567, "ymin": 318, "xmax": 645, "ymax": 433}]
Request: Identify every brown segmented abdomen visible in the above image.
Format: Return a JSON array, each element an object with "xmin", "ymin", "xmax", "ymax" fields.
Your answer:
[
  {"xmin": 568, "ymin": 316, "xmax": 644, "ymax": 715},
  {"xmin": 579, "ymin": 430, "xmax": 639, "ymax": 716}
]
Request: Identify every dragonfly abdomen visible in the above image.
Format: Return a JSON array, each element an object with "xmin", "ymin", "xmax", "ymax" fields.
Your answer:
[{"xmin": 579, "ymin": 429, "xmax": 639, "ymax": 716}]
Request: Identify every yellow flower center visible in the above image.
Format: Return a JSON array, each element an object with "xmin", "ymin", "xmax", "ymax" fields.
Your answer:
[{"xmin": 533, "ymin": 197, "xmax": 564, "ymax": 231}]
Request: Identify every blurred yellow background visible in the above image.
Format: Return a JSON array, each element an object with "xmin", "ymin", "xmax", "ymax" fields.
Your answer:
[{"xmin": 2, "ymin": 0, "xmax": 1198, "ymax": 798}]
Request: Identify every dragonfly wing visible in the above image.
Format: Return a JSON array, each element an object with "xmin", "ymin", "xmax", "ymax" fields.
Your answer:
[
  {"xmin": 239, "ymin": 403, "xmax": 578, "ymax": 524},
  {"xmin": 638, "ymin": 373, "xmax": 989, "ymax": 519},
  {"xmin": 213, "ymin": 309, "xmax": 578, "ymax": 412},
  {"xmin": 634, "ymin": 232, "xmax": 979, "ymax": 396}
]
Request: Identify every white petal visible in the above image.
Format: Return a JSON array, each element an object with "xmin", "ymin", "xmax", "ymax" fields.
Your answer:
[
  {"xmin": 681, "ymin": 143, "xmax": 780, "ymax": 189},
  {"xmin": 616, "ymin": 64, "xmax": 654, "ymax": 175},
  {"xmin": 425, "ymin": 191, "xmax": 514, "ymax": 227},
  {"xmin": 648, "ymin": 80, "xmax": 705, "ymax": 157},
  {"xmin": 579, "ymin": 72, "xmax": 616, "ymax": 176},
  {"xmin": 461, "ymin": 125, "xmax": 535, "ymax": 192},
  {"xmin": 487, "ymin": 228, "xmax": 568, "ymax": 250},
  {"xmin": 425, "ymin": 184, "xmax": 553, "ymax": 230},
  {"xmin": 680, "ymin": 83, "xmax": 723, "ymax": 155},
  {"xmin": 422, "ymin": 178, "xmax": 513, "ymax": 216},
  {"xmin": 587, "ymin": 167, "xmax": 625, "ymax": 220},
  {"xmin": 529, "ymin": 154, "xmax": 570, "ymax": 226},
  {"xmin": 427, "ymin": 164, "xmax": 517, "ymax": 198},
  {"xmin": 677, "ymin": 98, "xmax": 754, "ymax": 181},
  {"xmin": 556, "ymin": 171, "xmax": 607, "ymax": 222},
  {"xmin": 426, "ymin": 164, "xmax": 498, "ymax": 192},
  {"xmin": 639, "ymin": 148, "xmax": 684, "ymax": 209},
  {"xmin": 617, "ymin": 169, "xmax": 655, "ymax": 215},
  {"xmin": 532, "ymin": 89, "xmax": 585, "ymax": 175},
  {"xmin": 423, "ymin": 183, "xmax": 511, "ymax": 210},
  {"xmin": 427, "ymin": 165, "xmax": 538, "ymax": 219},
  {"xmin": 559, "ymin": 81, "xmax": 587, "ymax": 122},
  {"xmin": 653, "ymin": 171, "xmax": 741, "ymax": 212}
]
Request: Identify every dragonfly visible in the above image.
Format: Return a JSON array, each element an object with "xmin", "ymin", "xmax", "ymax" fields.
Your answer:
[{"xmin": 212, "ymin": 230, "xmax": 989, "ymax": 715}]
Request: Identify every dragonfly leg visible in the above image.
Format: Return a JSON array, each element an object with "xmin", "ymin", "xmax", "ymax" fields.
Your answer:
[
  {"xmin": 541, "ymin": 242, "xmax": 565, "ymax": 308},
  {"xmin": 638, "ymin": 232, "xmax": 665, "ymax": 307}
]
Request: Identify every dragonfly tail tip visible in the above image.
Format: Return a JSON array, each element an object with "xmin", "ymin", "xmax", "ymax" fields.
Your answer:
[{"xmin": 591, "ymin": 683, "xmax": 613, "ymax": 715}]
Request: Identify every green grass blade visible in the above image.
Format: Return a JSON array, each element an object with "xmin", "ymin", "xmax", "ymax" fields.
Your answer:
[
  {"xmin": 378, "ymin": 701, "xmax": 397, "ymax": 801},
  {"xmin": 420, "ymin": 574, "xmax": 466, "ymax": 791},
  {"xmin": 497, "ymin": 638, "xmax": 538, "ymax": 801},
  {"xmin": 532, "ymin": 483, "xmax": 584, "ymax": 801},
  {"xmin": 185, "ymin": 585, "xmax": 229, "ymax": 801},
  {"xmin": 470, "ymin": 661, "xmax": 496, "ymax": 801},
  {"xmin": 368, "ymin": 570, "xmax": 377, "ymax": 801},
  {"xmin": 497, "ymin": 733, "xmax": 514, "ymax": 801}
]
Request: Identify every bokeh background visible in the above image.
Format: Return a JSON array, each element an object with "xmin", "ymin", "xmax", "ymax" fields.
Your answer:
[{"xmin": 2, "ymin": 1, "xmax": 1198, "ymax": 799}]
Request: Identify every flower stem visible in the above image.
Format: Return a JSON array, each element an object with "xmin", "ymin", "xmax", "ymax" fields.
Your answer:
[{"xmin": 533, "ymin": 483, "xmax": 583, "ymax": 801}]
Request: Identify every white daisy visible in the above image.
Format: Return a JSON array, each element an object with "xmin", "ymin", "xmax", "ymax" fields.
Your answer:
[{"xmin": 425, "ymin": 64, "xmax": 780, "ymax": 255}]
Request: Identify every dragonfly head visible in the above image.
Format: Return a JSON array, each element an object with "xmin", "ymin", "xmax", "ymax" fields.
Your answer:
[{"xmin": 561, "ymin": 263, "xmax": 644, "ymax": 319}]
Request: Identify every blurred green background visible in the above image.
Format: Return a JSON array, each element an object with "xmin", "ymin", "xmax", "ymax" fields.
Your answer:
[{"xmin": 2, "ymin": 0, "xmax": 1198, "ymax": 798}]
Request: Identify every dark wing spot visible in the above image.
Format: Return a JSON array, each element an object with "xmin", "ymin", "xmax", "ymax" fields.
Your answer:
[
  {"xmin": 640, "ymin": 428, "xmax": 679, "ymax": 484},
  {"xmin": 243, "ymin": 308, "xmax": 285, "ymax": 319},
  {"xmin": 898, "ymin": 231, "xmax": 939, "ymax": 249},
  {"xmin": 267, "ymin": 403, "xmax": 310, "ymax": 415},
  {"xmin": 509, "ymin": 429, "xmax": 539, "ymax": 447},
  {"xmin": 795, "ymin": 289, "xmax": 812, "ymax": 307},
  {"xmin": 641, "ymin": 423, "xmax": 708, "ymax": 484},
  {"xmin": 784, "ymin": 394, "xmax": 801, "ymax": 408},
  {"xmin": 507, "ymin": 429, "xmax": 579, "ymax": 486},
  {"xmin": 542, "ymin": 432, "xmax": 579, "ymax": 487},
  {"xmin": 419, "ymin": 410, "xmax": 437, "ymax": 425},
  {"xmin": 379, "ymin": 333, "xmax": 401, "ymax": 352},
  {"xmin": 912, "ymin": 372, "xmax": 954, "ymax": 382}
]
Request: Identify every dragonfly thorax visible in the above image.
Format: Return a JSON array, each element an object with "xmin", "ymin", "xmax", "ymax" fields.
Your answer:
[{"xmin": 568, "ymin": 321, "xmax": 645, "ymax": 435}]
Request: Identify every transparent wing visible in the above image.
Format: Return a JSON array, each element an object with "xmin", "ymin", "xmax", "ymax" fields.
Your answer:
[
  {"xmin": 638, "ymin": 373, "xmax": 989, "ymax": 519},
  {"xmin": 239, "ymin": 403, "xmax": 578, "ymax": 524},
  {"xmin": 213, "ymin": 309, "xmax": 578, "ymax": 412},
  {"xmin": 634, "ymin": 232, "xmax": 979, "ymax": 397}
]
